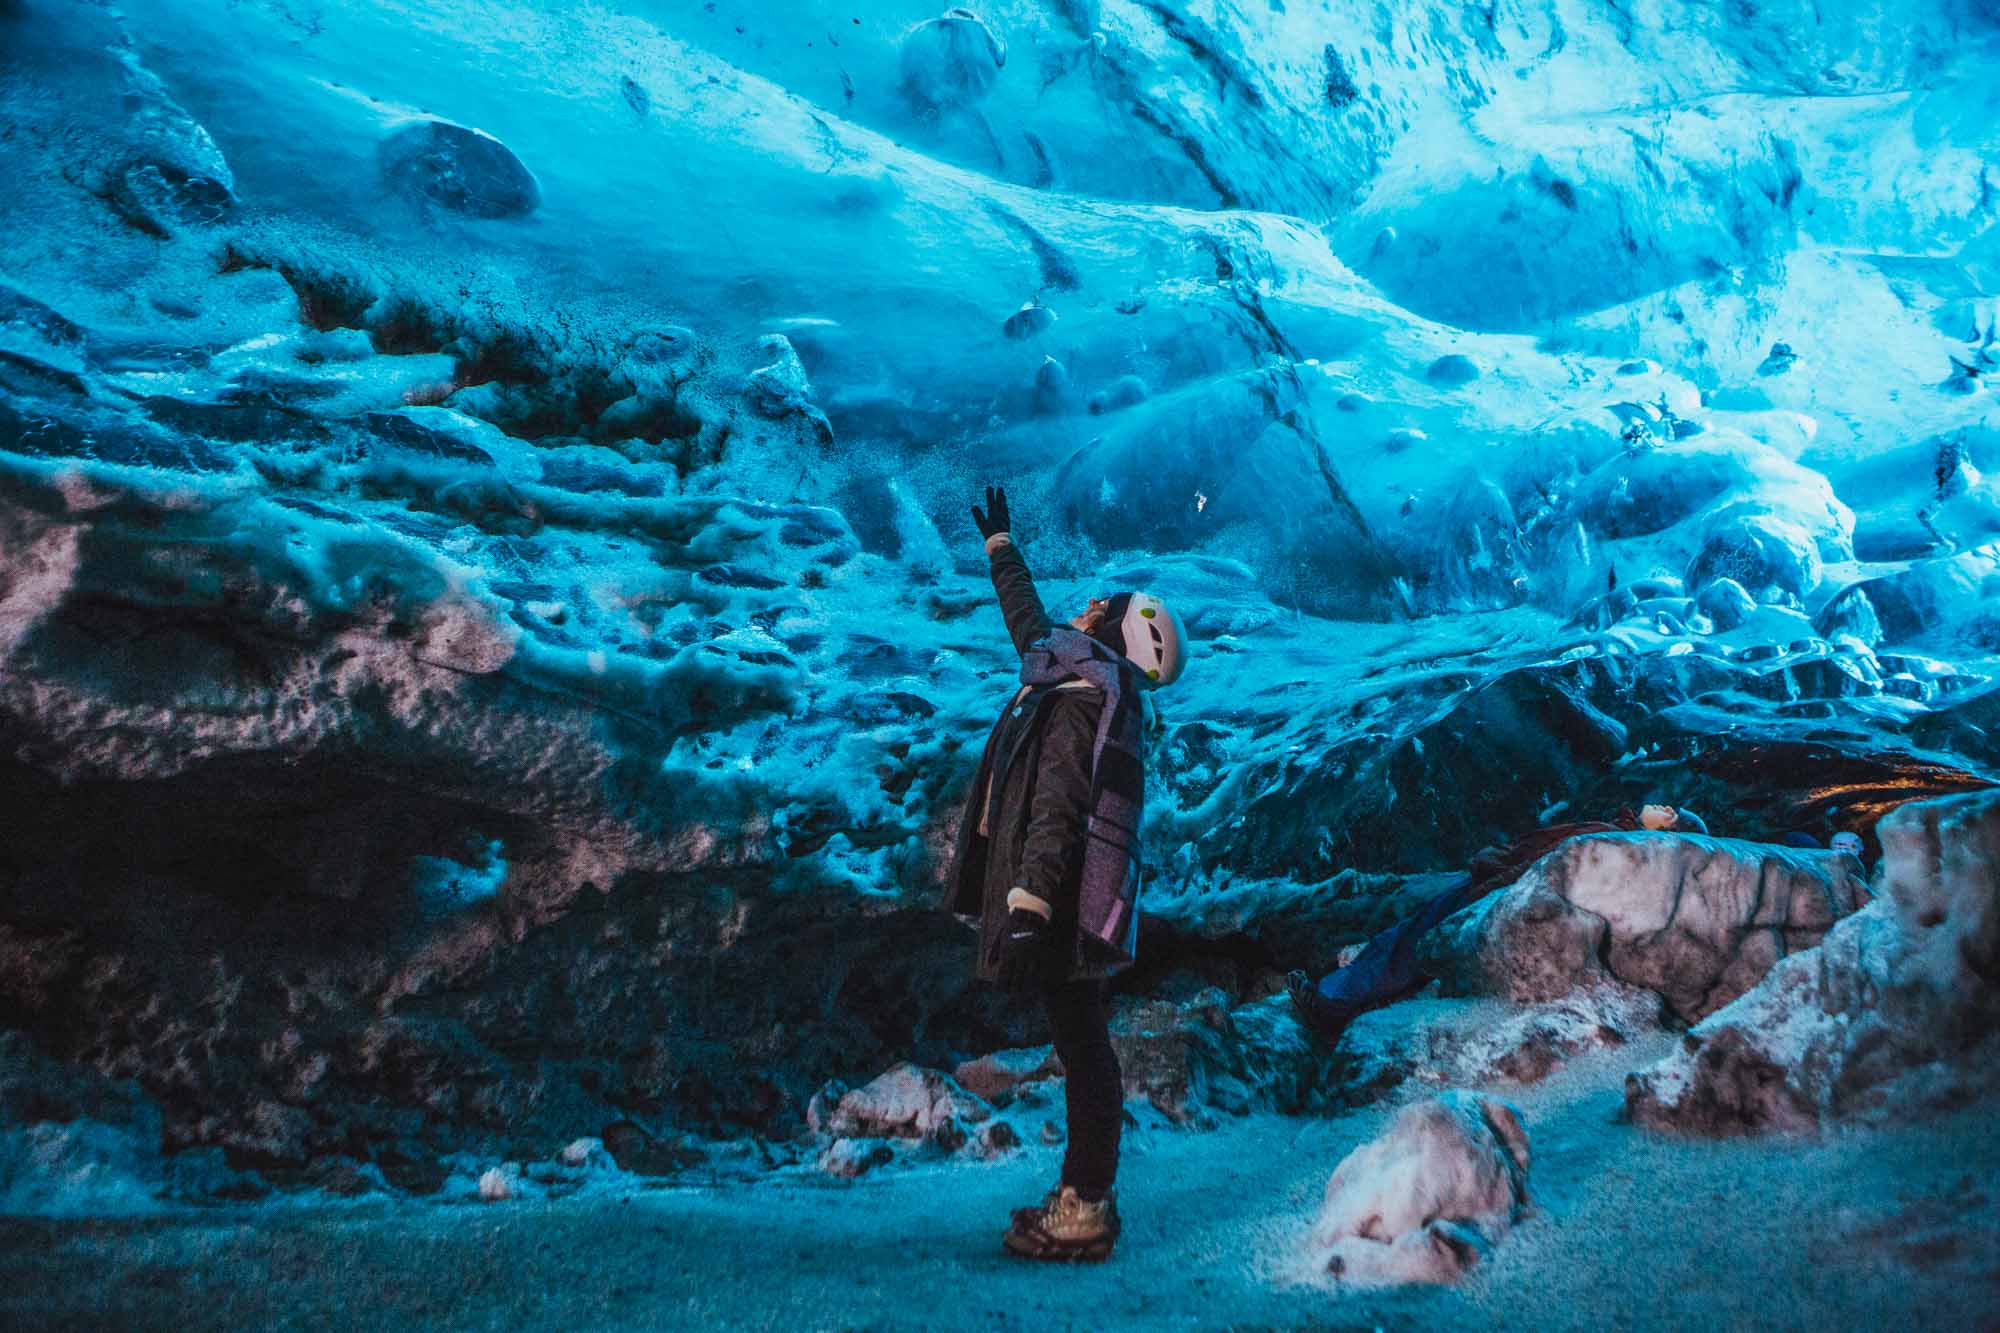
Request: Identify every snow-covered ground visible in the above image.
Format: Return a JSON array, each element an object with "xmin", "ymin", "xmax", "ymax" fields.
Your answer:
[{"xmin": 4, "ymin": 1041, "xmax": 1996, "ymax": 1331}]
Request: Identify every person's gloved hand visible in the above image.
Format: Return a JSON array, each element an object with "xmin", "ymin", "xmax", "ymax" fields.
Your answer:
[
  {"xmin": 989, "ymin": 906, "xmax": 1052, "ymax": 992},
  {"xmin": 970, "ymin": 485, "xmax": 1011, "ymax": 541}
]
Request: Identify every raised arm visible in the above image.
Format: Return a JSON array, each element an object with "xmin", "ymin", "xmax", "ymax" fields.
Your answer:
[{"xmin": 971, "ymin": 485, "xmax": 1053, "ymax": 657}]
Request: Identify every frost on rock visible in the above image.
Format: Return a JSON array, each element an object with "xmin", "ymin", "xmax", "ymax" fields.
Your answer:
[
  {"xmin": 1334, "ymin": 984, "xmax": 1664, "ymax": 1100},
  {"xmin": 820, "ymin": 1064, "xmax": 991, "ymax": 1145},
  {"xmin": 1417, "ymin": 833, "xmax": 1869, "ymax": 1024},
  {"xmin": 1306, "ymin": 1092, "xmax": 1531, "ymax": 1286},
  {"xmin": 1111, "ymin": 991, "xmax": 1344, "ymax": 1122},
  {"xmin": 1628, "ymin": 789, "xmax": 2000, "ymax": 1135}
]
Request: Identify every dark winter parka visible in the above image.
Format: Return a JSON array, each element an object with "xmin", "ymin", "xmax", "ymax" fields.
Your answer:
[{"xmin": 946, "ymin": 538, "xmax": 1146, "ymax": 983}]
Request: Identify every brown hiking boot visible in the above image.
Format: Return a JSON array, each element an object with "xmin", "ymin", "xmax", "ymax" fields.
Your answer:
[
  {"xmin": 1002, "ymin": 1185, "xmax": 1119, "ymax": 1262},
  {"xmin": 1008, "ymin": 1186, "xmax": 1059, "ymax": 1235}
]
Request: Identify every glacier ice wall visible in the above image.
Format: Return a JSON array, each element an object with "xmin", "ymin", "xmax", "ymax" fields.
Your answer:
[{"xmin": 1, "ymin": 0, "xmax": 1998, "ymax": 1175}]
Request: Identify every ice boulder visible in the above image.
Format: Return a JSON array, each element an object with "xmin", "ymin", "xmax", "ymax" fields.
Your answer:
[
  {"xmin": 1696, "ymin": 576, "xmax": 1757, "ymax": 631},
  {"xmin": 378, "ymin": 120, "xmax": 540, "ymax": 218},
  {"xmin": 1685, "ymin": 508, "xmax": 1824, "ymax": 600},
  {"xmin": 1814, "ymin": 546, "xmax": 2000, "ymax": 651},
  {"xmin": 1627, "ymin": 788, "xmax": 2000, "ymax": 1135},
  {"xmin": 1418, "ymin": 833, "xmax": 1869, "ymax": 1024},
  {"xmin": 1425, "ymin": 353, "xmax": 1481, "ymax": 386},
  {"xmin": 1307, "ymin": 1092, "xmax": 1531, "ymax": 1285},
  {"xmin": 109, "ymin": 49, "xmax": 236, "ymax": 234},
  {"xmin": 1565, "ymin": 436, "xmax": 1851, "ymax": 560}
]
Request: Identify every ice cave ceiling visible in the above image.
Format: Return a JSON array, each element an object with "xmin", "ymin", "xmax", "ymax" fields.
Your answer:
[{"xmin": 1, "ymin": 0, "xmax": 1997, "ymax": 1162}]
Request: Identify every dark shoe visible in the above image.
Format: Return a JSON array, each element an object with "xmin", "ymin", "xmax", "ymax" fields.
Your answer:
[
  {"xmin": 1286, "ymin": 969, "xmax": 1355, "ymax": 1044},
  {"xmin": 1003, "ymin": 1185, "xmax": 1119, "ymax": 1262}
]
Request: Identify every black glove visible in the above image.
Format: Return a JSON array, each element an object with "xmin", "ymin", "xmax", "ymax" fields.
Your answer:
[
  {"xmin": 988, "ymin": 907, "xmax": 1052, "ymax": 992},
  {"xmin": 970, "ymin": 485, "xmax": 1011, "ymax": 541}
]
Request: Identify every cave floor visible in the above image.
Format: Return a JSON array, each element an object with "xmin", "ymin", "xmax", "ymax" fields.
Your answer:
[{"xmin": 3, "ymin": 1042, "xmax": 1996, "ymax": 1332}]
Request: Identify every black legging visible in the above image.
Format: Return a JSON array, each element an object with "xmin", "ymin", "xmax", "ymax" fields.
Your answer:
[{"xmin": 1045, "ymin": 979, "xmax": 1121, "ymax": 1197}]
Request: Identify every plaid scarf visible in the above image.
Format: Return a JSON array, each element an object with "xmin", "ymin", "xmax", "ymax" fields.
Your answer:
[{"xmin": 1019, "ymin": 627, "xmax": 1146, "ymax": 968}]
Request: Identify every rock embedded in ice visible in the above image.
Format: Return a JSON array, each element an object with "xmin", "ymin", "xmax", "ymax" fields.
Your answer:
[
  {"xmin": 899, "ymin": 8, "xmax": 1007, "ymax": 110},
  {"xmin": 378, "ymin": 120, "xmax": 541, "ymax": 219},
  {"xmin": 0, "ymin": 1119, "xmax": 164, "ymax": 1218},
  {"xmin": 1757, "ymin": 342, "xmax": 1799, "ymax": 376},
  {"xmin": 1627, "ymin": 788, "xmax": 2000, "ymax": 1135},
  {"xmin": 1815, "ymin": 547, "xmax": 2000, "ymax": 649},
  {"xmin": 620, "ymin": 326, "xmax": 701, "ymax": 392},
  {"xmin": 306, "ymin": 1156, "xmax": 385, "ymax": 1197},
  {"xmin": 973, "ymin": 1121, "xmax": 1020, "ymax": 1159},
  {"xmin": 1418, "ymin": 833, "xmax": 1868, "ymax": 1024},
  {"xmin": 1425, "ymin": 354, "xmax": 1481, "ymax": 386},
  {"xmin": 477, "ymin": 1165, "xmax": 516, "ymax": 1201},
  {"xmin": 599, "ymin": 1122, "xmax": 704, "ymax": 1177},
  {"xmin": 1567, "ymin": 436, "xmax": 1851, "ymax": 557},
  {"xmin": 1307, "ymin": 1091, "xmax": 1531, "ymax": 1285},
  {"xmin": 163, "ymin": 1147, "xmax": 269, "ymax": 1203},
  {"xmin": 1694, "ymin": 576, "xmax": 1757, "ymax": 631},
  {"xmin": 1002, "ymin": 299, "xmax": 1056, "ymax": 340}
]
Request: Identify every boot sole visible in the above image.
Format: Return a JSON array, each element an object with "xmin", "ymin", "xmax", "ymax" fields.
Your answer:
[{"xmin": 1001, "ymin": 1230, "xmax": 1116, "ymax": 1263}]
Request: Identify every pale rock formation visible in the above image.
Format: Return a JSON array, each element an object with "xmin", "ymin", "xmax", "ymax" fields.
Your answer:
[
  {"xmin": 1628, "ymin": 789, "xmax": 2000, "ymax": 1133},
  {"xmin": 820, "ymin": 1064, "xmax": 991, "ymax": 1144},
  {"xmin": 1419, "ymin": 833, "xmax": 1868, "ymax": 1023},
  {"xmin": 1335, "ymin": 984, "xmax": 1663, "ymax": 1098},
  {"xmin": 1307, "ymin": 1091, "xmax": 1531, "ymax": 1285}
]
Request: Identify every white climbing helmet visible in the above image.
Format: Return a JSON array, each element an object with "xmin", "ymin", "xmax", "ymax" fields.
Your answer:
[{"xmin": 1120, "ymin": 592, "xmax": 1188, "ymax": 688}]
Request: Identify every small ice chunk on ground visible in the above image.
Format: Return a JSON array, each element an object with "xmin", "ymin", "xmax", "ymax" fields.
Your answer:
[{"xmin": 1307, "ymin": 1091, "xmax": 1531, "ymax": 1285}]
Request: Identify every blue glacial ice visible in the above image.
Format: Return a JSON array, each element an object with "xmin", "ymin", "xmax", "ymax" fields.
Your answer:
[{"xmin": 1, "ymin": 0, "xmax": 1998, "ymax": 1216}]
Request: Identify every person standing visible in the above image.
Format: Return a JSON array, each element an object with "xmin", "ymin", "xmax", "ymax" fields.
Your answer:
[{"xmin": 945, "ymin": 486, "xmax": 1189, "ymax": 1262}]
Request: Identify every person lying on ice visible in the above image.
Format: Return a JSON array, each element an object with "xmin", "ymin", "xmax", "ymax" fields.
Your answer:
[
  {"xmin": 945, "ymin": 485, "xmax": 1189, "ymax": 1263},
  {"xmin": 1286, "ymin": 803, "xmax": 1708, "ymax": 1043}
]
